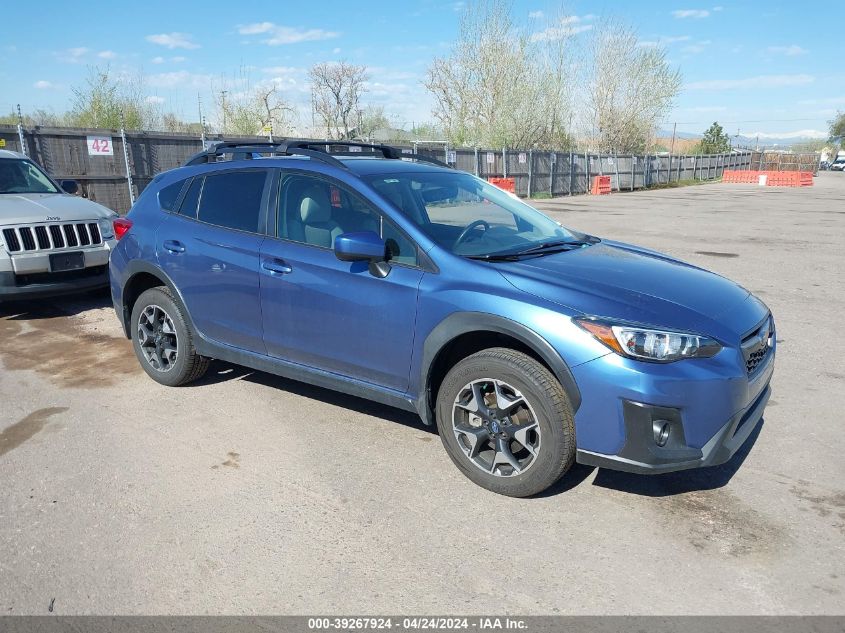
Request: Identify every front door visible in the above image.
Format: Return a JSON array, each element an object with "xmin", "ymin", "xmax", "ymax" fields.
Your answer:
[{"xmin": 260, "ymin": 172, "xmax": 424, "ymax": 392}]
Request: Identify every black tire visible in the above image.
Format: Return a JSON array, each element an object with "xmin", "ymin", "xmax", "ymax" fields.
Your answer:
[
  {"xmin": 130, "ymin": 286, "xmax": 209, "ymax": 386},
  {"xmin": 435, "ymin": 347, "xmax": 575, "ymax": 497}
]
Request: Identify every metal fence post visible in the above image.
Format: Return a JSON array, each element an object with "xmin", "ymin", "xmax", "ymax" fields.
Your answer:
[
  {"xmin": 15, "ymin": 104, "xmax": 27, "ymax": 156},
  {"xmin": 630, "ymin": 154, "xmax": 635, "ymax": 191},
  {"xmin": 585, "ymin": 152, "xmax": 590, "ymax": 194},
  {"xmin": 474, "ymin": 147, "xmax": 479, "ymax": 176},
  {"xmin": 549, "ymin": 152, "xmax": 555, "ymax": 196},
  {"xmin": 119, "ymin": 113, "xmax": 136, "ymax": 206},
  {"xmin": 502, "ymin": 147, "xmax": 507, "ymax": 178},
  {"xmin": 569, "ymin": 151, "xmax": 574, "ymax": 196},
  {"xmin": 527, "ymin": 148, "xmax": 533, "ymax": 198}
]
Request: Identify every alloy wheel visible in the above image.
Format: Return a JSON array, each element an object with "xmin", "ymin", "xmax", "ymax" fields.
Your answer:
[
  {"xmin": 452, "ymin": 378, "xmax": 541, "ymax": 477},
  {"xmin": 137, "ymin": 304, "xmax": 179, "ymax": 373}
]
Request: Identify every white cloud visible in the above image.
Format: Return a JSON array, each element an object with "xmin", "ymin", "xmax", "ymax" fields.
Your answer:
[
  {"xmin": 171, "ymin": 56, "xmax": 187, "ymax": 63},
  {"xmin": 686, "ymin": 74, "xmax": 815, "ymax": 90},
  {"xmin": 528, "ymin": 10, "xmax": 544, "ymax": 18},
  {"xmin": 712, "ymin": 5, "xmax": 723, "ymax": 11},
  {"xmin": 34, "ymin": 80, "xmax": 55, "ymax": 89},
  {"xmin": 332, "ymin": 47, "xmax": 341, "ymax": 54},
  {"xmin": 798, "ymin": 96, "xmax": 845, "ymax": 106},
  {"xmin": 748, "ymin": 129, "xmax": 827, "ymax": 140},
  {"xmin": 672, "ymin": 9, "xmax": 710, "ymax": 18},
  {"xmin": 151, "ymin": 56, "xmax": 165, "ymax": 64},
  {"xmin": 145, "ymin": 95, "xmax": 165, "ymax": 104},
  {"xmin": 147, "ymin": 71, "xmax": 214, "ymax": 89},
  {"xmin": 682, "ymin": 39, "xmax": 711, "ymax": 53},
  {"xmin": 68, "ymin": 47, "xmax": 89, "ymax": 57},
  {"xmin": 237, "ymin": 22, "xmax": 339, "ymax": 45},
  {"xmin": 58, "ymin": 47, "xmax": 89, "ymax": 63},
  {"xmin": 530, "ymin": 15, "xmax": 594, "ymax": 42},
  {"xmin": 639, "ymin": 35, "xmax": 691, "ymax": 47},
  {"xmin": 98, "ymin": 50, "xmax": 117, "ymax": 59},
  {"xmin": 766, "ymin": 45, "xmax": 808, "ymax": 56},
  {"xmin": 145, "ymin": 32, "xmax": 200, "ymax": 50}
]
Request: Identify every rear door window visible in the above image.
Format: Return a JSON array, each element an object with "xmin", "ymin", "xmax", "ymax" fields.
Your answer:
[
  {"xmin": 178, "ymin": 177, "xmax": 203, "ymax": 218},
  {"xmin": 197, "ymin": 170, "xmax": 268, "ymax": 233}
]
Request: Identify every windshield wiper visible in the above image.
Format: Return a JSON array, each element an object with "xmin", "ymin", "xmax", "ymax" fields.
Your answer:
[{"xmin": 467, "ymin": 237, "xmax": 598, "ymax": 261}]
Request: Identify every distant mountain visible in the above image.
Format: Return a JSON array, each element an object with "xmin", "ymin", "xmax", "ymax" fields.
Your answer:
[{"xmin": 657, "ymin": 129, "xmax": 701, "ymax": 140}]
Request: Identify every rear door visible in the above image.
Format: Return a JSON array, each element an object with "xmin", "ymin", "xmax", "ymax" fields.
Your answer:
[{"xmin": 156, "ymin": 168, "xmax": 271, "ymax": 353}]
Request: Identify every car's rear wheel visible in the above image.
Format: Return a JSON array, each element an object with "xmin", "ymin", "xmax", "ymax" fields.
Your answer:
[
  {"xmin": 435, "ymin": 347, "xmax": 576, "ymax": 497},
  {"xmin": 130, "ymin": 286, "xmax": 209, "ymax": 386}
]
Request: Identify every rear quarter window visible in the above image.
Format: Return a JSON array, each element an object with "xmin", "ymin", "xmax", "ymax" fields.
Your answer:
[
  {"xmin": 197, "ymin": 170, "xmax": 267, "ymax": 233},
  {"xmin": 157, "ymin": 180, "xmax": 186, "ymax": 212}
]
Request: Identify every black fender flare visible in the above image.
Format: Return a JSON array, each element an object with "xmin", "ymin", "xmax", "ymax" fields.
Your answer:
[
  {"xmin": 418, "ymin": 312, "xmax": 582, "ymax": 425},
  {"xmin": 120, "ymin": 260, "xmax": 199, "ymax": 339}
]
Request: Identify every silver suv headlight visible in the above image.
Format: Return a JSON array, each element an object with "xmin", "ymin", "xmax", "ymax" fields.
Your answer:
[{"xmin": 574, "ymin": 317, "xmax": 722, "ymax": 362}]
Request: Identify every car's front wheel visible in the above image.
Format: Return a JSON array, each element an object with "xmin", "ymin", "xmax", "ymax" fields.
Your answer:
[
  {"xmin": 130, "ymin": 286, "xmax": 209, "ymax": 386},
  {"xmin": 435, "ymin": 347, "xmax": 576, "ymax": 497}
]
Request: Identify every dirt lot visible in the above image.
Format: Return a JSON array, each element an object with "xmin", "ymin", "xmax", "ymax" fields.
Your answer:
[{"xmin": 1, "ymin": 173, "xmax": 843, "ymax": 615}]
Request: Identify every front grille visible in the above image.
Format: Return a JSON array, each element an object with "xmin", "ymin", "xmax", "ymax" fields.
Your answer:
[
  {"xmin": 2, "ymin": 222, "xmax": 104, "ymax": 253},
  {"xmin": 741, "ymin": 316, "xmax": 773, "ymax": 375}
]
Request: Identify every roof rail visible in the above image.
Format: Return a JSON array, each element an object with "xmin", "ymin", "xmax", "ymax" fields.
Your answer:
[
  {"xmin": 285, "ymin": 141, "xmax": 452, "ymax": 168},
  {"xmin": 183, "ymin": 139, "xmax": 452, "ymax": 169},
  {"xmin": 183, "ymin": 140, "xmax": 347, "ymax": 169}
]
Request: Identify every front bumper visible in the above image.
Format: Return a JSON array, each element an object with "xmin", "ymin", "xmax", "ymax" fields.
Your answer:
[
  {"xmin": 570, "ymin": 330, "xmax": 775, "ymax": 475},
  {"xmin": 576, "ymin": 385, "xmax": 770, "ymax": 474},
  {"xmin": 0, "ymin": 266, "xmax": 109, "ymax": 300}
]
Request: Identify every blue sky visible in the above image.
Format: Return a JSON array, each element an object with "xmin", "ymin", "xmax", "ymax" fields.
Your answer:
[{"xmin": 1, "ymin": 0, "xmax": 842, "ymax": 140}]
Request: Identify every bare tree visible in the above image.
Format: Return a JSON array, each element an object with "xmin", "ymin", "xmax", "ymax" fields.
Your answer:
[
  {"xmin": 424, "ymin": 0, "xmax": 575, "ymax": 149},
  {"xmin": 582, "ymin": 20, "xmax": 681, "ymax": 153},
  {"xmin": 355, "ymin": 105, "xmax": 391, "ymax": 140},
  {"xmin": 215, "ymin": 70, "xmax": 295, "ymax": 136},
  {"xmin": 309, "ymin": 62, "xmax": 368, "ymax": 139}
]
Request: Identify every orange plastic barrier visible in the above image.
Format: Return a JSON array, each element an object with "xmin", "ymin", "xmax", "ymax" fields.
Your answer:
[
  {"xmin": 722, "ymin": 170, "xmax": 813, "ymax": 187},
  {"xmin": 591, "ymin": 175, "xmax": 611, "ymax": 195},
  {"xmin": 488, "ymin": 177, "xmax": 516, "ymax": 193}
]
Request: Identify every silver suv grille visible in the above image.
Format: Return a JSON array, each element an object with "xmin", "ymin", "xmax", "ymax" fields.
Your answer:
[{"xmin": 3, "ymin": 223, "xmax": 103, "ymax": 253}]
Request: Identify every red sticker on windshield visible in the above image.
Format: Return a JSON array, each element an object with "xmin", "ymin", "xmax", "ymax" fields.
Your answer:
[{"xmin": 330, "ymin": 186, "xmax": 341, "ymax": 208}]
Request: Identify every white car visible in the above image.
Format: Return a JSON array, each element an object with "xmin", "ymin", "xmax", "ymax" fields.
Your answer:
[
  {"xmin": 0, "ymin": 150, "xmax": 118, "ymax": 301},
  {"xmin": 829, "ymin": 159, "xmax": 845, "ymax": 172}
]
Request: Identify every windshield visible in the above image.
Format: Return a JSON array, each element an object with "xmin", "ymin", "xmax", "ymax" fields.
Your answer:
[
  {"xmin": 0, "ymin": 159, "xmax": 59, "ymax": 194},
  {"xmin": 365, "ymin": 171, "xmax": 584, "ymax": 257}
]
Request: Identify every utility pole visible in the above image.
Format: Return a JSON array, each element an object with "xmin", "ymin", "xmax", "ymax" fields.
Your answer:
[
  {"xmin": 197, "ymin": 94, "xmax": 206, "ymax": 148},
  {"xmin": 220, "ymin": 90, "xmax": 228, "ymax": 134},
  {"xmin": 119, "ymin": 111, "xmax": 136, "ymax": 206},
  {"xmin": 16, "ymin": 104, "xmax": 27, "ymax": 156},
  {"xmin": 669, "ymin": 122, "xmax": 677, "ymax": 155}
]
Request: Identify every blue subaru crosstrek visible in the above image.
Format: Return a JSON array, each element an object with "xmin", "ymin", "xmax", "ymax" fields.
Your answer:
[{"xmin": 109, "ymin": 141, "xmax": 775, "ymax": 497}]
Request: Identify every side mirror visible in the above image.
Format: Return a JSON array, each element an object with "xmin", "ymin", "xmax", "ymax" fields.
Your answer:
[
  {"xmin": 60, "ymin": 180, "xmax": 79, "ymax": 194},
  {"xmin": 334, "ymin": 231, "xmax": 386, "ymax": 262}
]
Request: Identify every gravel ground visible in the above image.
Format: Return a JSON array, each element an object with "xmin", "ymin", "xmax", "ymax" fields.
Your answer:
[{"xmin": 1, "ymin": 172, "xmax": 843, "ymax": 615}]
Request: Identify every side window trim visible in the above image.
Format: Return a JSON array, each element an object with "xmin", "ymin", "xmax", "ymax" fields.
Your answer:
[{"xmin": 272, "ymin": 168, "xmax": 425, "ymax": 269}]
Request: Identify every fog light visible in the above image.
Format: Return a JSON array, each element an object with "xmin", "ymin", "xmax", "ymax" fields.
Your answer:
[{"xmin": 653, "ymin": 420, "xmax": 671, "ymax": 447}]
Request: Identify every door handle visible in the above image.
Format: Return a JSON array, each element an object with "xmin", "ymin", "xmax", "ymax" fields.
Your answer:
[
  {"xmin": 163, "ymin": 240, "xmax": 185, "ymax": 254},
  {"xmin": 262, "ymin": 258, "xmax": 293, "ymax": 274}
]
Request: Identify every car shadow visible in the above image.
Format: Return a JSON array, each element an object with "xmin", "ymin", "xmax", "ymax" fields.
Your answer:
[
  {"xmin": 589, "ymin": 419, "xmax": 765, "ymax": 497},
  {"xmin": 196, "ymin": 360, "xmax": 437, "ymax": 435},
  {"xmin": 0, "ymin": 288, "xmax": 113, "ymax": 320}
]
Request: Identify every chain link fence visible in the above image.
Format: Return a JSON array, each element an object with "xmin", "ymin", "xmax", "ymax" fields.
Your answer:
[{"xmin": 2, "ymin": 125, "xmax": 755, "ymax": 214}]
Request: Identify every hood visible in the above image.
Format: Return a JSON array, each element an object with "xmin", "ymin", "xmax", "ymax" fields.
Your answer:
[
  {"xmin": 0, "ymin": 193, "xmax": 116, "ymax": 225},
  {"xmin": 498, "ymin": 239, "xmax": 767, "ymax": 342}
]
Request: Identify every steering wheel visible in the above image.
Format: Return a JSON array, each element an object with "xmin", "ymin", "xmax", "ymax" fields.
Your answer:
[{"xmin": 455, "ymin": 220, "xmax": 490, "ymax": 246}]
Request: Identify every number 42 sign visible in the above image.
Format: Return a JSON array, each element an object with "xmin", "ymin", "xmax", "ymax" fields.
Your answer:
[{"xmin": 86, "ymin": 136, "xmax": 114, "ymax": 156}]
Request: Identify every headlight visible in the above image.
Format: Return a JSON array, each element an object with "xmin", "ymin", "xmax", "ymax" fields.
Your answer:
[
  {"xmin": 98, "ymin": 218, "xmax": 115, "ymax": 239},
  {"xmin": 574, "ymin": 317, "xmax": 722, "ymax": 362}
]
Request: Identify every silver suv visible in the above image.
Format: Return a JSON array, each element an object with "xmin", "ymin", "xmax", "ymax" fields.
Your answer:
[{"xmin": 0, "ymin": 150, "xmax": 118, "ymax": 301}]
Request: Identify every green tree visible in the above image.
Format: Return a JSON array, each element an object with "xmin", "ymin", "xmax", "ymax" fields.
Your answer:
[
  {"xmin": 67, "ymin": 66, "xmax": 157, "ymax": 130},
  {"xmin": 829, "ymin": 111, "xmax": 845, "ymax": 143},
  {"xmin": 697, "ymin": 121, "xmax": 731, "ymax": 154}
]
